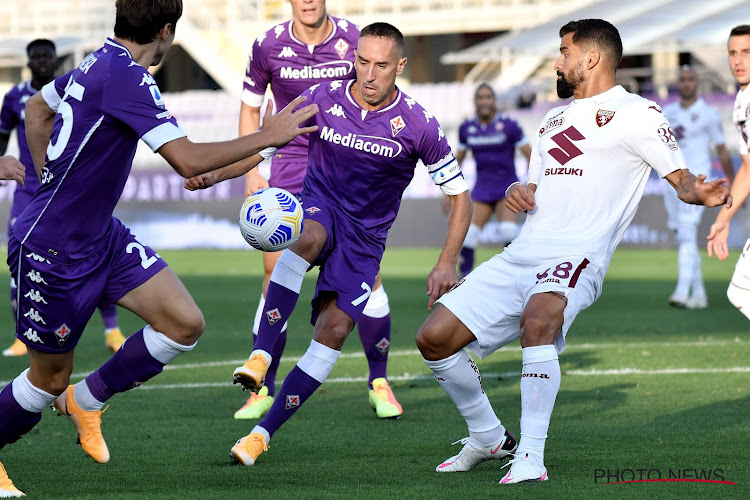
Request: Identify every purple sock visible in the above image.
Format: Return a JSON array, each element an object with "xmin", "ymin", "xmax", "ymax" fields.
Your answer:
[
  {"xmin": 358, "ymin": 313, "xmax": 391, "ymax": 388},
  {"xmin": 99, "ymin": 304, "xmax": 119, "ymax": 330},
  {"xmin": 84, "ymin": 329, "xmax": 165, "ymax": 403},
  {"xmin": 459, "ymin": 247, "xmax": 475, "ymax": 278},
  {"xmin": 253, "ymin": 329, "xmax": 287, "ymax": 397},
  {"xmin": 0, "ymin": 383, "xmax": 42, "ymax": 449},
  {"xmin": 258, "ymin": 366, "xmax": 322, "ymax": 438},
  {"xmin": 254, "ymin": 281, "xmax": 299, "ymax": 354}
]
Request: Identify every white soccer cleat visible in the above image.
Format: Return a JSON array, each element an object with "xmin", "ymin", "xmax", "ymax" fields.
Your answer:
[
  {"xmin": 668, "ymin": 292, "xmax": 688, "ymax": 308},
  {"xmin": 436, "ymin": 431, "xmax": 517, "ymax": 472},
  {"xmin": 499, "ymin": 453, "xmax": 548, "ymax": 484},
  {"xmin": 686, "ymin": 295, "xmax": 708, "ymax": 310}
]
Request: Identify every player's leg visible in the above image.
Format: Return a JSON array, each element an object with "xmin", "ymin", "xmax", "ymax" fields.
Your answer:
[
  {"xmin": 233, "ymin": 219, "xmax": 328, "ymax": 392},
  {"xmin": 99, "ymin": 304, "xmax": 125, "ymax": 352},
  {"xmin": 500, "ymin": 292, "xmax": 565, "ymax": 484},
  {"xmin": 495, "ymin": 199, "xmax": 521, "ymax": 247},
  {"xmin": 2, "ymin": 276, "xmax": 26, "ymax": 357},
  {"xmin": 357, "ymin": 272, "xmax": 402, "ymax": 418},
  {"xmin": 727, "ymin": 239, "xmax": 750, "ymax": 320},
  {"xmin": 459, "ymin": 201, "xmax": 492, "ymax": 278},
  {"xmin": 670, "ymin": 220, "xmax": 698, "ymax": 307},
  {"xmin": 231, "ymin": 294, "xmax": 353, "ymax": 465}
]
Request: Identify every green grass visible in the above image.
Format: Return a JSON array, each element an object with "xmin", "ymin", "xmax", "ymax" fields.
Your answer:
[{"xmin": 1, "ymin": 248, "xmax": 749, "ymax": 499}]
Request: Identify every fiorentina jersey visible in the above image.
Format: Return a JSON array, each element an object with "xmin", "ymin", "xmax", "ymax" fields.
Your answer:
[
  {"xmin": 733, "ymin": 86, "xmax": 750, "ymax": 155},
  {"xmin": 457, "ymin": 113, "xmax": 527, "ymax": 175},
  {"xmin": 662, "ymin": 98, "xmax": 724, "ymax": 177},
  {"xmin": 301, "ymin": 79, "xmax": 454, "ymax": 240},
  {"xmin": 242, "ymin": 16, "xmax": 359, "ymax": 159},
  {"xmin": 503, "ymin": 86, "xmax": 686, "ymax": 271},
  {"xmin": 14, "ymin": 38, "xmax": 185, "ymax": 259},
  {"xmin": 0, "ymin": 81, "xmax": 42, "ymax": 196}
]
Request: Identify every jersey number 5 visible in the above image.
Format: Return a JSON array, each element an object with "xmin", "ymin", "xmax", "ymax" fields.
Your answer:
[
  {"xmin": 548, "ymin": 126, "xmax": 585, "ymax": 165},
  {"xmin": 47, "ymin": 78, "xmax": 86, "ymax": 161}
]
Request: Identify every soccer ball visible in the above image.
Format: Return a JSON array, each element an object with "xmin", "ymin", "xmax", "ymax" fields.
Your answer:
[{"xmin": 238, "ymin": 187, "xmax": 304, "ymax": 252}]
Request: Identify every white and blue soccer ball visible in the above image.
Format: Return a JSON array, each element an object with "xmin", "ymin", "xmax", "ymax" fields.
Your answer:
[{"xmin": 238, "ymin": 187, "xmax": 304, "ymax": 252}]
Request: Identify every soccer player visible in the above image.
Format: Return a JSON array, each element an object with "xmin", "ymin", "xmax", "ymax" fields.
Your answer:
[
  {"xmin": 707, "ymin": 25, "xmax": 750, "ymax": 319},
  {"xmin": 0, "ymin": 0, "xmax": 318, "ymax": 495},
  {"xmin": 662, "ymin": 66, "xmax": 734, "ymax": 310},
  {"xmin": 236, "ymin": 0, "xmax": 401, "ymax": 420},
  {"xmin": 416, "ymin": 19, "xmax": 729, "ymax": 484},
  {"xmin": 0, "ymin": 39, "xmax": 127, "ymax": 357},
  {"xmin": 456, "ymin": 83, "xmax": 531, "ymax": 278},
  {"xmin": 187, "ymin": 22, "xmax": 471, "ymax": 466}
]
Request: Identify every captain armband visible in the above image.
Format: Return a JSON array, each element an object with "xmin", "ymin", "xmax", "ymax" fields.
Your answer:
[{"xmin": 427, "ymin": 155, "xmax": 469, "ymax": 195}]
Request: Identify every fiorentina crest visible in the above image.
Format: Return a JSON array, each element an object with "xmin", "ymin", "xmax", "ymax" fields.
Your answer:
[
  {"xmin": 266, "ymin": 308, "xmax": 282, "ymax": 326},
  {"xmin": 390, "ymin": 115, "xmax": 406, "ymax": 136},
  {"xmin": 286, "ymin": 394, "xmax": 300, "ymax": 410},
  {"xmin": 54, "ymin": 323, "xmax": 71, "ymax": 346},
  {"xmin": 334, "ymin": 39, "xmax": 349, "ymax": 59},
  {"xmin": 596, "ymin": 109, "xmax": 615, "ymax": 127}
]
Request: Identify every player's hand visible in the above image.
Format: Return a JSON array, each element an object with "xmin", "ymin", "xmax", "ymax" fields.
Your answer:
[
  {"xmin": 184, "ymin": 172, "xmax": 217, "ymax": 191},
  {"xmin": 426, "ymin": 261, "xmax": 458, "ymax": 310},
  {"xmin": 260, "ymin": 96, "xmax": 319, "ymax": 148},
  {"xmin": 0, "ymin": 155, "xmax": 25, "ymax": 187},
  {"xmin": 505, "ymin": 183, "xmax": 535, "ymax": 213},
  {"xmin": 707, "ymin": 219, "xmax": 731, "ymax": 260},
  {"xmin": 245, "ymin": 169, "xmax": 269, "ymax": 197},
  {"xmin": 695, "ymin": 175, "xmax": 732, "ymax": 208}
]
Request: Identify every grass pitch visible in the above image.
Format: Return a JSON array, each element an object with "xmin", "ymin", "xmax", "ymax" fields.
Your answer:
[{"xmin": 0, "ymin": 247, "xmax": 748, "ymax": 499}]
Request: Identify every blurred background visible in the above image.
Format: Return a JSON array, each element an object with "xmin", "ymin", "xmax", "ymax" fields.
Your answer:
[{"xmin": 1, "ymin": 0, "xmax": 748, "ymax": 249}]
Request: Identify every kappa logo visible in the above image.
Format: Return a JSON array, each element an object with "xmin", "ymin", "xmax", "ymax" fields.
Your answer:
[
  {"xmin": 24, "ymin": 289, "xmax": 47, "ymax": 304},
  {"xmin": 278, "ymin": 46, "xmax": 298, "ymax": 58},
  {"xmin": 375, "ymin": 337, "xmax": 390, "ymax": 356},
  {"xmin": 596, "ymin": 109, "xmax": 616, "ymax": 127},
  {"xmin": 22, "ymin": 328, "xmax": 44, "ymax": 344},
  {"xmin": 337, "ymin": 19, "xmax": 350, "ymax": 32},
  {"xmin": 26, "ymin": 270, "xmax": 48, "ymax": 284},
  {"xmin": 26, "ymin": 252, "xmax": 50, "ymax": 264},
  {"xmin": 438, "ymin": 126, "xmax": 445, "ymax": 142},
  {"xmin": 285, "ymin": 394, "xmax": 300, "ymax": 410},
  {"xmin": 244, "ymin": 76, "xmax": 256, "ymax": 88},
  {"xmin": 54, "ymin": 323, "xmax": 71, "ymax": 346},
  {"xmin": 329, "ymin": 80, "xmax": 344, "ymax": 91},
  {"xmin": 274, "ymin": 24, "xmax": 284, "ymax": 38},
  {"xmin": 390, "ymin": 115, "xmax": 406, "ymax": 136},
  {"xmin": 325, "ymin": 104, "xmax": 347, "ymax": 119},
  {"xmin": 256, "ymin": 33, "xmax": 267, "ymax": 46},
  {"xmin": 404, "ymin": 97, "xmax": 416, "ymax": 110},
  {"xmin": 305, "ymin": 206, "xmax": 321, "ymax": 215},
  {"xmin": 308, "ymin": 83, "xmax": 321, "ymax": 94},
  {"xmin": 24, "ymin": 307, "xmax": 46, "ymax": 325},
  {"xmin": 139, "ymin": 72, "xmax": 156, "ymax": 87},
  {"xmin": 334, "ymin": 39, "xmax": 349, "ymax": 59},
  {"xmin": 423, "ymin": 109, "xmax": 434, "ymax": 123},
  {"xmin": 266, "ymin": 308, "xmax": 282, "ymax": 326}
]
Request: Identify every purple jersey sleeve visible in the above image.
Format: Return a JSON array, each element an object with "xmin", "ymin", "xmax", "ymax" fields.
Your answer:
[
  {"xmin": 457, "ymin": 120, "xmax": 469, "ymax": 151},
  {"xmin": 103, "ymin": 68, "xmax": 185, "ymax": 152},
  {"xmin": 242, "ymin": 36, "xmax": 271, "ymax": 108},
  {"xmin": 0, "ymin": 89, "xmax": 18, "ymax": 134},
  {"xmin": 417, "ymin": 111, "xmax": 452, "ymax": 167},
  {"xmin": 509, "ymin": 118, "xmax": 527, "ymax": 146}
]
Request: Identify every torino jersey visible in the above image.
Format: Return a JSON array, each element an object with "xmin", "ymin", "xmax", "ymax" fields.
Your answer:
[
  {"xmin": 302, "ymin": 79, "xmax": 455, "ymax": 240},
  {"xmin": 733, "ymin": 86, "xmax": 750, "ymax": 155},
  {"xmin": 504, "ymin": 85, "xmax": 686, "ymax": 270},
  {"xmin": 458, "ymin": 114, "xmax": 527, "ymax": 175},
  {"xmin": 243, "ymin": 16, "xmax": 359, "ymax": 159},
  {"xmin": 0, "ymin": 81, "xmax": 41, "ymax": 196},
  {"xmin": 662, "ymin": 99, "xmax": 724, "ymax": 176},
  {"xmin": 14, "ymin": 38, "xmax": 185, "ymax": 259}
]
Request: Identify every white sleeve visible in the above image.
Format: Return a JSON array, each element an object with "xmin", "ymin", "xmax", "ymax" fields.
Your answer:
[
  {"xmin": 627, "ymin": 104, "xmax": 687, "ymax": 178},
  {"xmin": 41, "ymin": 80, "xmax": 63, "ymax": 112}
]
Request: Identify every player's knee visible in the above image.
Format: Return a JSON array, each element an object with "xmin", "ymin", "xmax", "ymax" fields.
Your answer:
[
  {"xmin": 416, "ymin": 319, "xmax": 448, "ymax": 360},
  {"xmin": 519, "ymin": 315, "xmax": 558, "ymax": 348},
  {"xmin": 35, "ymin": 367, "xmax": 72, "ymax": 396},
  {"xmin": 291, "ymin": 220, "xmax": 327, "ymax": 260},
  {"xmin": 170, "ymin": 306, "xmax": 205, "ymax": 345}
]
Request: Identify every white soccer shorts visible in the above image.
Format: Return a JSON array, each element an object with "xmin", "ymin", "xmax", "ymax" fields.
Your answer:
[
  {"xmin": 727, "ymin": 238, "xmax": 750, "ymax": 317},
  {"xmin": 437, "ymin": 254, "xmax": 602, "ymax": 357}
]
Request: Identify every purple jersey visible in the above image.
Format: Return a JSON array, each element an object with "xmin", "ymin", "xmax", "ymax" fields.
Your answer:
[
  {"xmin": 301, "ymin": 79, "xmax": 454, "ymax": 240},
  {"xmin": 13, "ymin": 39, "xmax": 185, "ymax": 260},
  {"xmin": 0, "ymin": 81, "xmax": 42, "ymax": 196},
  {"xmin": 458, "ymin": 113, "xmax": 527, "ymax": 178},
  {"xmin": 242, "ymin": 16, "xmax": 359, "ymax": 160}
]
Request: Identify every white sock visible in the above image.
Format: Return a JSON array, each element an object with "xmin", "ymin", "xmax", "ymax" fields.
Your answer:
[
  {"xmin": 142, "ymin": 325, "xmax": 196, "ymax": 364},
  {"xmin": 517, "ymin": 345, "xmax": 560, "ymax": 463},
  {"xmin": 424, "ymin": 350, "xmax": 504, "ymax": 447},
  {"xmin": 297, "ymin": 340, "xmax": 341, "ymax": 383},
  {"xmin": 463, "ymin": 223, "xmax": 481, "ymax": 249},
  {"xmin": 675, "ymin": 242, "xmax": 695, "ymax": 296},
  {"xmin": 74, "ymin": 379, "xmax": 105, "ymax": 411},
  {"xmin": 251, "ymin": 425, "xmax": 271, "ymax": 443},
  {"xmin": 252, "ymin": 294, "xmax": 265, "ymax": 335},
  {"xmin": 362, "ymin": 284, "xmax": 390, "ymax": 318},
  {"xmin": 270, "ymin": 250, "xmax": 309, "ymax": 292},
  {"xmin": 12, "ymin": 368, "xmax": 56, "ymax": 413}
]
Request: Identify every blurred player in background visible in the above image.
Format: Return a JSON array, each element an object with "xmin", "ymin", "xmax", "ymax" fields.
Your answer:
[
  {"xmin": 0, "ymin": 0, "xmax": 318, "ymax": 495},
  {"xmin": 237, "ymin": 0, "xmax": 402, "ymax": 421},
  {"xmin": 416, "ymin": 19, "xmax": 729, "ymax": 484},
  {"xmin": 708, "ymin": 25, "xmax": 750, "ymax": 319},
  {"xmin": 455, "ymin": 83, "xmax": 531, "ymax": 278},
  {"xmin": 662, "ymin": 66, "xmax": 734, "ymax": 310},
  {"xmin": 0, "ymin": 38, "xmax": 126, "ymax": 357},
  {"xmin": 187, "ymin": 22, "xmax": 471, "ymax": 466}
]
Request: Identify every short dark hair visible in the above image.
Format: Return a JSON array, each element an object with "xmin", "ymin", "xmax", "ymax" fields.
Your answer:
[
  {"xmin": 26, "ymin": 39, "xmax": 56, "ymax": 57},
  {"xmin": 730, "ymin": 25, "xmax": 750, "ymax": 38},
  {"xmin": 475, "ymin": 83, "xmax": 495, "ymax": 99},
  {"xmin": 114, "ymin": 0, "xmax": 183, "ymax": 45},
  {"xmin": 359, "ymin": 22, "xmax": 404, "ymax": 55},
  {"xmin": 559, "ymin": 19, "xmax": 623, "ymax": 69}
]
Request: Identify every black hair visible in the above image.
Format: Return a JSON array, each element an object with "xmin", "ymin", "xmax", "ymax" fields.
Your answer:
[
  {"xmin": 559, "ymin": 19, "xmax": 623, "ymax": 69},
  {"xmin": 26, "ymin": 39, "xmax": 56, "ymax": 57}
]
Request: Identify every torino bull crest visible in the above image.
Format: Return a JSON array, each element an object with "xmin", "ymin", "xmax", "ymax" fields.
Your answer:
[{"xmin": 239, "ymin": 188, "xmax": 304, "ymax": 252}]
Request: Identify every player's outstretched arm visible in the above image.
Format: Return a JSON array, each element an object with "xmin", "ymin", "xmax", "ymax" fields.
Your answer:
[
  {"xmin": 24, "ymin": 92, "xmax": 56, "ymax": 179},
  {"xmin": 505, "ymin": 182, "xmax": 537, "ymax": 214},
  {"xmin": 665, "ymin": 169, "xmax": 731, "ymax": 207},
  {"xmin": 184, "ymin": 154, "xmax": 263, "ymax": 191},
  {"xmin": 160, "ymin": 96, "xmax": 318, "ymax": 178},
  {"xmin": 707, "ymin": 155, "xmax": 750, "ymax": 260},
  {"xmin": 0, "ymin": 155, "xmax": 24, "ymax": 186},
  {"xmin": 427, "ymin": 190, "xmax": 472, "ymax": 310},
  {"xmin": 239, "ymin": 102, "xmax": 270, "ymax": 197}
]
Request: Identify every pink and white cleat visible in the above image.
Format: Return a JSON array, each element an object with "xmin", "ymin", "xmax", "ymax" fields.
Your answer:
[
  {"xmin": 499, "ymin": 453, "xmax": 548, "ymax": 484},
  {"xmin": 436, "ymin": 431, "xmax": 517, "ymax": 472}
]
